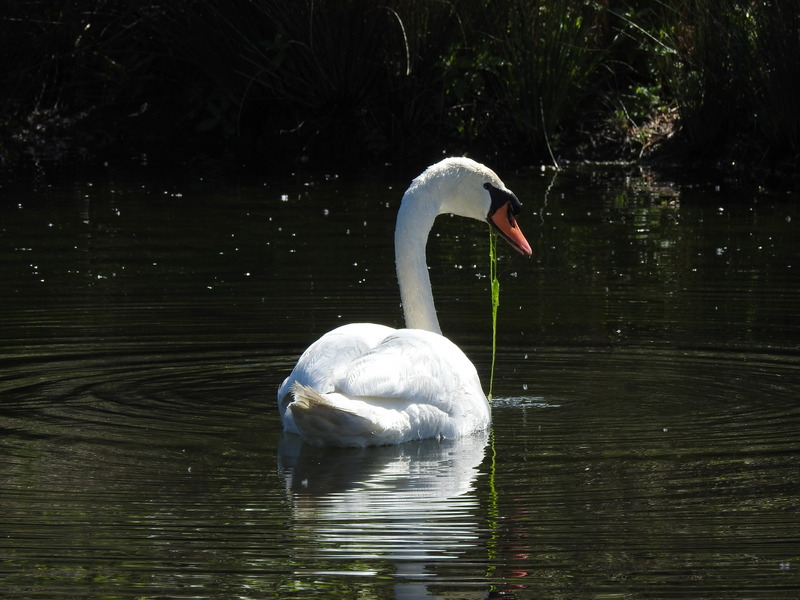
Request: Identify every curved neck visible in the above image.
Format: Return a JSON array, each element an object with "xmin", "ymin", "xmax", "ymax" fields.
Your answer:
[{"xmin": 394, "ymin": 188, "xmax": 442, "ymax": 334}]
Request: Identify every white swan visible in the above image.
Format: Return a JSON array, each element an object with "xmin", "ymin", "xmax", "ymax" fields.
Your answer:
[{"xmin": 277, "ymin": 157, "xmax": 532, "ymax": 447}]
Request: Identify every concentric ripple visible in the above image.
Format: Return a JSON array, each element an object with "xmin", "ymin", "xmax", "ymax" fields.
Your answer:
[
  {"xmin": 2, "ymin": 333, "xmax": 799, "ymax": 598},
  {"xmin": 484, "ymin": 346, "xmax": 800, "ymax": 597}
]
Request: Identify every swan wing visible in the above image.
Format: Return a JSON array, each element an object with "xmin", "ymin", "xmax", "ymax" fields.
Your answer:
[
  {"xmin": 337, "ymin": 329, "xmax": 480, "ymax": 405},
  {"xmin": 277, "ymin": 323, "xmax": 396, "ymax": 431},
  {"xmin": 278, "ymin": 323, "xmax": 395, "ymax": 396}
]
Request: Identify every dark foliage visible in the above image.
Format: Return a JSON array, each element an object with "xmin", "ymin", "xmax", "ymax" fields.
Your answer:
[{"xmin": 1, "ymin": 0, "xmax": 797, "ymax": 174}]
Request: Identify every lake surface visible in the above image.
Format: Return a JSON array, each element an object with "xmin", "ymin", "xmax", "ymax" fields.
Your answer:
[{"xmin": 1, "ymin": 160, "xmax": 798, "ymax": 599}]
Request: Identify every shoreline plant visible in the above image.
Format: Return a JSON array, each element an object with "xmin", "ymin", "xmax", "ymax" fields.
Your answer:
[{"xmin": 1, "ymin": 1, "xmax": 797, "ymax": 178}]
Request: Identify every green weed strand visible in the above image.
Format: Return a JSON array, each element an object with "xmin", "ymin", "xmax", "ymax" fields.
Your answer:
[{"xmin": 488, "ymin": 227, "xmax": 500, "ymax": 402}]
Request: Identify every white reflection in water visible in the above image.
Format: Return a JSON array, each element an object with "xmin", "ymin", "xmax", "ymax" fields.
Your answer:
[{"xmin": 278, "ymin": 432, "xmax": 488, "ymax": 590}]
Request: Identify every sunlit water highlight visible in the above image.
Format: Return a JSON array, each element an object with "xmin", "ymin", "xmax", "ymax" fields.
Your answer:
[{"xmin": 1, "ymin": 163, "xmax": 798, "ymax": 598}]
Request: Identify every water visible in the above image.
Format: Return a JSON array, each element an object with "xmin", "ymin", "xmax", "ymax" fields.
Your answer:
[{"xmin": 1, "ymin": 162, "xmax": 798, "ymax": 599}]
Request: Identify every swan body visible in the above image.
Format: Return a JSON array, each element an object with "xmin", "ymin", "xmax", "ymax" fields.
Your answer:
[{"xmin": 278, "ymin": 157, "xmax": 531, "ymax": 447}]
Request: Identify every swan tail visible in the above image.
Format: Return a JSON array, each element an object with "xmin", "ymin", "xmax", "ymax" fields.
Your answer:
[{"xmin": 289, "ymin": 383, "xmax": 391, "ymax": 447}]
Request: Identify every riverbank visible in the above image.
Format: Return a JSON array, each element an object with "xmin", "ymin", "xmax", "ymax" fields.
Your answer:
[{"xmin": 2, "ymin": 1, "xmax": 798, "ymax": 188}]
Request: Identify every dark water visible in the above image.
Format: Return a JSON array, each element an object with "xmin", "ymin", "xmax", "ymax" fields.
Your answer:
[{"xmin": 1, "ymin": 162, "xmax": 798, "ymax": 599}]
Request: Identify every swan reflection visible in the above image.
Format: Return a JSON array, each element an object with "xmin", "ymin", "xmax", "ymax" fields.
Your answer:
[{"xmin": 278, "ymin": 431, "xmax": 489, "ymax": 583}]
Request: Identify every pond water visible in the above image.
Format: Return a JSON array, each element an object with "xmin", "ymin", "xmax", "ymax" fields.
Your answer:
[{"xmin": 1, "ymin": 160, "xmax": 798, "ymax": 599}]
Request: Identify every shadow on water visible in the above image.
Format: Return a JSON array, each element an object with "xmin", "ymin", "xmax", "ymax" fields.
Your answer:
[{"xmin": 0, "ymin": 162, "xmax": 798, "ymax": 598}]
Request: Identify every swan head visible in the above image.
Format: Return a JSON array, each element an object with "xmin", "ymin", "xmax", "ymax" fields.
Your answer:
[
  {"xmin": 415, "ymin": 157, "xmax": 532, "ymax": 257},
  {"xmin": 483, "ymin": 181, "xmax": 532, "ymax": 257}
]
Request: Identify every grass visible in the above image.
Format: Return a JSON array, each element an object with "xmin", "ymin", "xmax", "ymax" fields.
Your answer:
[
  {"xmin": 488, "ymin": 1, "xmax": 606, "ymax": 156},
  {"xmin": 1, "ymin": 0, "xmax": 798, "ymax": 174}
]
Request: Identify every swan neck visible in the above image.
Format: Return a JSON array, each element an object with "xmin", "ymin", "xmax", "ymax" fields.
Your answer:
[{"xmin": 395, "ymin": 190, "xmax": 442, "ymax": 334}]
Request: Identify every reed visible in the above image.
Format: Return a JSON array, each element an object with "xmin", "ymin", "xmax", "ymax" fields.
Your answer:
[
  {"xmin": 148, "ymin": 0, "xmax": 460, "ymax": 162},
  {"xmin": 1, "ymin": 3, "xmax": 166, "ymax": 132},
  {"xmin": 485, "ymin": 0, "xmax": 607, "ymax": 157},
  {"xmin": 623, "ymin": 0, "xmax": 800, "ymax": 159},
  {"xmin": 746, "ymin": 2, "xmax": 800, "ymax": 156}
]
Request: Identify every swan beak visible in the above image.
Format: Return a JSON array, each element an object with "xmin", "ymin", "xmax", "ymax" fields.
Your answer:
[{"xmin": 489, "ymin": 202, "xmax": 533, "ymax": 257}]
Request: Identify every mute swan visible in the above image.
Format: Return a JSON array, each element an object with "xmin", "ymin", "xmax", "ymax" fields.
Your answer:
[{"xmin": 277, "ymin": 157, "xmax": 531, "ymax": 447}]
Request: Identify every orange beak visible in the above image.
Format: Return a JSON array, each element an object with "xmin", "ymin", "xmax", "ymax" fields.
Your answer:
[{"xmin": 489, "ymin": 202, "xmax": 532, "ymax": 257}]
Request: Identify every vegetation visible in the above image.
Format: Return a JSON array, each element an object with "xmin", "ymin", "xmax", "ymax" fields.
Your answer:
[{"xmin": 1, "ymin": 1, "xmax": 798, "ymax": 176}]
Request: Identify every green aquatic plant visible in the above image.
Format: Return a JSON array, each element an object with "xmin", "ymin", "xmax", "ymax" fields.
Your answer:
[{"xmin": 488, "ymin": 227, "xmax": 500, "ymax": 401}]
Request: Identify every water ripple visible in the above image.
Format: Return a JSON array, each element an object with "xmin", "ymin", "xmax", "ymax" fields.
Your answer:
[{"xmin": 1, "ymin": 341, "xmax": 798, "ymax": 597}]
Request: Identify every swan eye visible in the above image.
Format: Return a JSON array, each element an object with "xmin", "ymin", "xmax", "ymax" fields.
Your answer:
[
  {"xmin": 505, "ymin": 203, "xmax": 515, "ymax": 226},
  {"xmin": 485, "ymin": 182, "xmax": 522, "ymax": 218}
]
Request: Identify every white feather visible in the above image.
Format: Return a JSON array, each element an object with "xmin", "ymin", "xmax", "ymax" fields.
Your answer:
[{"xmin": 277, "ymin": 157, "xmax": 528, "ymax": 446}]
